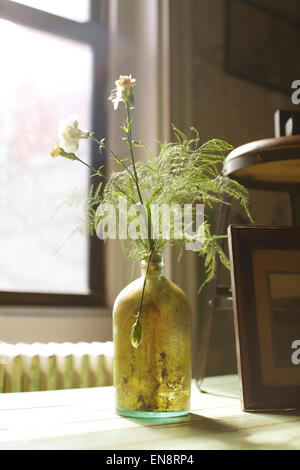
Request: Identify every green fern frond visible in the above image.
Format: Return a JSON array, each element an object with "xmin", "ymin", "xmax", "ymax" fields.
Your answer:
[{"xmin": 63, "ymin": 126, "xmax": 252, "ymax": 290}]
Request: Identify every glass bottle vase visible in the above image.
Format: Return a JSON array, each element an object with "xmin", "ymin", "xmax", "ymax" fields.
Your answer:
[{"xmin": 113, "ymin": 252, "xmax": 192, "ymax": 418}]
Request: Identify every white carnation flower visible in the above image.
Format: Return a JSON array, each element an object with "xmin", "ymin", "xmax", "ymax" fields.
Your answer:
[
  {"xmin": 59, "ymin": 116, "xmax": 88, "ymax": 153},
  {"xmin": 108, "ymin": 74, "xmax": 136, "ymax": 110}
]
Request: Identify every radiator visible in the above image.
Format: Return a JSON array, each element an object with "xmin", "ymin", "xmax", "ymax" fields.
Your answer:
[{"xmin": 0, "ymin": 341, "xmax": 113, "ymax": 393}]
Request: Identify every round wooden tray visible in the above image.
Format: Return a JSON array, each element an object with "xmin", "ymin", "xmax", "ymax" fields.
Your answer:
[{"xmin": 223, "ymin": 135, "xmax": 300, "ymax": 188}]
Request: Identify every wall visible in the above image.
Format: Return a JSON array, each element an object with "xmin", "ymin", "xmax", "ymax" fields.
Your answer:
[
  {"xmin": 188, "ymin": 0, "xmax": 298, "ymax": 375},
  {"xmin": 191, "ymin": 0, "xmax": 295, "ymax": 223},
  {"xmin": 0, "ymin": 308, "xmax": 112, "ymax": 344}
]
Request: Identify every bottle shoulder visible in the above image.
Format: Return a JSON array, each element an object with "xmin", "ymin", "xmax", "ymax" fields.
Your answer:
[{"xmin": 113, "ymin": 275, "xmax": 191, "ymax": 315}]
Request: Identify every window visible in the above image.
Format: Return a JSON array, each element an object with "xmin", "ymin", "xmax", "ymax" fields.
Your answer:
[
  {"xmin": 0, "ymin": 0, "xmax": 107, "ymax": 306},
  {"xmin": 8, "ymin": 0, "xmax": 91, "ymax": 22}
]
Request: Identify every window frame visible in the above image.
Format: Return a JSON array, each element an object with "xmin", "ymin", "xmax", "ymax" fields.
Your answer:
[{"xmin": 0, "ymin": 0, "xmax": 107, "ymax": 307}]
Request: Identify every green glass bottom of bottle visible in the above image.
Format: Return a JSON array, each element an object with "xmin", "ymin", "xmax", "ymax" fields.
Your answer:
[{"xmin": 116, "ymin": 407, "xmax": 190, "ymax": 419}]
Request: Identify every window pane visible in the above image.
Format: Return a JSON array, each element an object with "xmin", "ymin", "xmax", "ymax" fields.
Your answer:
[
  {"xmin": 0, "ymin": 19, "xmax": 93, "ymax": 294},
  {"xmin": 8, "ymin": 0, "xmax": 90, "ymax": 23}
]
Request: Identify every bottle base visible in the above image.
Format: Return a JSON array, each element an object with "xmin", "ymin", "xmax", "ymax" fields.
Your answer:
[{"xmin": 116, "ymin": 407, "xmax": 190, "ymax": 419}]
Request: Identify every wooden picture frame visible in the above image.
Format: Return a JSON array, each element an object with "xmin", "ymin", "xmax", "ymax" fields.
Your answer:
[{"xmin": 228, "ymin": 225, "xmax": 300, "ymax": 411}]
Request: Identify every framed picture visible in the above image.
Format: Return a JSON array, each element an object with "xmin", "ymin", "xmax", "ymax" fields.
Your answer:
[{"xmin": 228, "ymin": 225, "xmax": 300, "ymax": 411}]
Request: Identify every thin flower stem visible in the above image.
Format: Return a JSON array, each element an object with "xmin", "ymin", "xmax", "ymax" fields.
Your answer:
[
  {"xmin": 106, "ymin": 145, "xmax": 135, "ymax": 179},
  {"xmin": 88, "ymin": 110, "xmax": 143, "ymax": 211},
  {"xmin": 126, "ymin": 103, "xmax": 144, "ymax": 205},
  {"xmin": 88, "ymin": 134, "xmax": 101, "ymax": 146},
  {"xmin": 75, "ymin": 156, "xmax": 136, "ymax": 204},
  {"xmin": 89, "ymin": 134, "xmax": 135, "ymax": 186},
  {"xmin": 125, "ymin": 103, "xmax": 155, "ymax": 252},
  {"xmin": 136, "ymin": 250, "xmax": 153, "ymax": 325},
  {"xmin": 75, "ymin": 156, "xmax": 98, "ymax": 174},
  {"xmin": 87, "ymin": 100, "xmax": 155, "ymax": 253}
]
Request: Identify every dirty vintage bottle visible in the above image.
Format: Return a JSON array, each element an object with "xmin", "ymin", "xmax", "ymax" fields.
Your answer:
[{"xmin": 113, "ymin": 252, "xmax": 192, "ymax": 418}]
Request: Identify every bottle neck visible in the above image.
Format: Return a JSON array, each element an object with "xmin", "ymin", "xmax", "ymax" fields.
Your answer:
[{"xmin": 140, "ymin": 252, "xmax": 164, "ymax": 277}]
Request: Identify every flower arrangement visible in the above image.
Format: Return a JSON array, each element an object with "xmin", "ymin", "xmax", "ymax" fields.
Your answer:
[{"xmin": 51, "ymin": 75, "xmax": 252, "ymax": 348}]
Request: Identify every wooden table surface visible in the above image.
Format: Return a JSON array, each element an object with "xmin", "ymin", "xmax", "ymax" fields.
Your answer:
[{"xmin": 0, "ymin": 375, "xmax": 299, "ymax": 450}]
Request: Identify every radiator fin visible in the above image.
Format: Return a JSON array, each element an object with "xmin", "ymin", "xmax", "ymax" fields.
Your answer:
[{"xmin": 0, "ymin": 342, "xmax": 113, "ymax": 393}]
